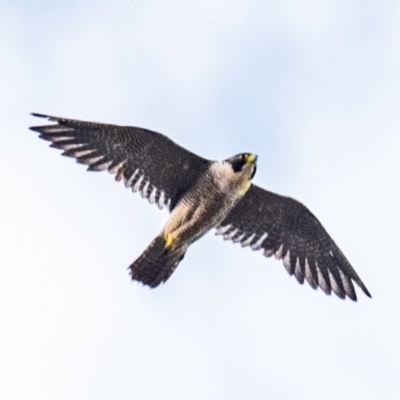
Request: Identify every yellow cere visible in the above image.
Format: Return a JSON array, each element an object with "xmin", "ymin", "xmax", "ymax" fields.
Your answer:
[
  {"xmin": 245, "ymin": 153, "xmax": 256, "ymax": 163},
  {"xmin": 165, "ymin": 234, "xmax": 174, "ymax": 249}
]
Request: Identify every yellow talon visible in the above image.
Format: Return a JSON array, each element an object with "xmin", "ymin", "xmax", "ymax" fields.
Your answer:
[{"xmin": 165, "ymin": 234, "xmax": 174, "ymax": 249}]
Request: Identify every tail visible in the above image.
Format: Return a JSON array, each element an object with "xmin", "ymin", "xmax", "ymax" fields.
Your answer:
[{"xmin": 129, "ymin": 236, "xmax": 186, "ymax": 288}]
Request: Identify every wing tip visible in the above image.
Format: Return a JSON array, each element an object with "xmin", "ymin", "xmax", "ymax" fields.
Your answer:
[
  {"xmin": 31, "ymin": 113, "xmax": 61, "ymax": 123},
  {"xmin": 31, "ymin": 112, "xmax": 57, "ymax": 121},
  {"xmin": 360, "ymin": 284, "xmax": 372, "ymax": 299},
  {"xmin": 332, "ymin": 280, "xmax": 371, "ymax": 302},
  {"xmin": 30, "ymin": 113, "xmax": 57, "ymax": 132},
  {"xmin": 323, "ymin": 280, "xmax": 371, "ymax": 302},
  {"xmin": 31, "ymin": 112, "xmax": 47, "ymax": 118},
  {"xmin": 351, "ymin": 275, "xmax": 371, "ymax": 299}
]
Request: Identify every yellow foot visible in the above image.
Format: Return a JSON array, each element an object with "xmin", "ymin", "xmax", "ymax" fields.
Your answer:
[{"xmin": 164, "ymin": 234, "xmax": 174, "ymax": 249}]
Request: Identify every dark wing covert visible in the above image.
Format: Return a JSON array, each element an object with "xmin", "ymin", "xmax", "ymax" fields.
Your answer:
[
  {"xmin": 217, "ymin": 184, "xmax": 371, "ymax": 301},
  {"xmin": 30, "ymin": 113, "xmax": 211, "ymax": 210}
]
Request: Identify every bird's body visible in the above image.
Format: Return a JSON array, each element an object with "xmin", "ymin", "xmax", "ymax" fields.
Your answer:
[
  {"xmin": 30, "ymin": 113, "xmax": 371, "ymax": 301},
  {"xmin": 132, "ymin": 158, "xmax": 256, "ymax": 286},
  {"xmin": 163, "ymin": 160, "xmax": 253, "ymax": 243},
  {"xmin": 164, "ymin": 165, "xmax": 230, "ymax": 240}
]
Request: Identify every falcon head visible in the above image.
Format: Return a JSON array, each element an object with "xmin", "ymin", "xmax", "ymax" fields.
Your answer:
[{"xmin": 226, "ymin": 153, "xmax": 258, "ymax": 180}]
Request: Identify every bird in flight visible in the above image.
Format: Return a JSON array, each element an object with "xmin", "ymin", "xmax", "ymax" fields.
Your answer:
[{"xmin": 30, "ymin": 113, "xmax": 371, "ymax": 301}]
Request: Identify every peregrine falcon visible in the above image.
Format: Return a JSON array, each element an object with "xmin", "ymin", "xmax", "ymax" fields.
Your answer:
[{"xmin": 30, "ymin": 113, "xmax": 371, "ymax": 301}]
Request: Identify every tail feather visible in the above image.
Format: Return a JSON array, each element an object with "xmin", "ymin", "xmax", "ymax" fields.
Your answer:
[{"xmin": 129, "ymin": 236, "xmax": 185, "ymax": 288}]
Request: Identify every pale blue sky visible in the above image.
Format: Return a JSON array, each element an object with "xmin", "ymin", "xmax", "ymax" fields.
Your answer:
[{"xmin": 1, "ymin": 1, "xmax": 399, "ymax": 399}]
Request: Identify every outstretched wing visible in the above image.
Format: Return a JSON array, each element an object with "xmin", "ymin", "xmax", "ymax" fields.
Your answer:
[
  {"xmin": 30, "ymin": 113, "xmax": 211, "ymax": 210},
  {"xmin": 217, "ymin": 184, "xmax": 371, "ymax": 301}
]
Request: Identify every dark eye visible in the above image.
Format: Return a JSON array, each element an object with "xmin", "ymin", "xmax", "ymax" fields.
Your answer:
[{"xmin": 231, "ymin": 158, "xmax": 245, "ymax": 172}]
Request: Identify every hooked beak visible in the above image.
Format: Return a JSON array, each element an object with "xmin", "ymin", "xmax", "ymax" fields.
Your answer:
[{"xmin": 245, "ymin": 153, "xmax": 258, "ymax": 164}]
